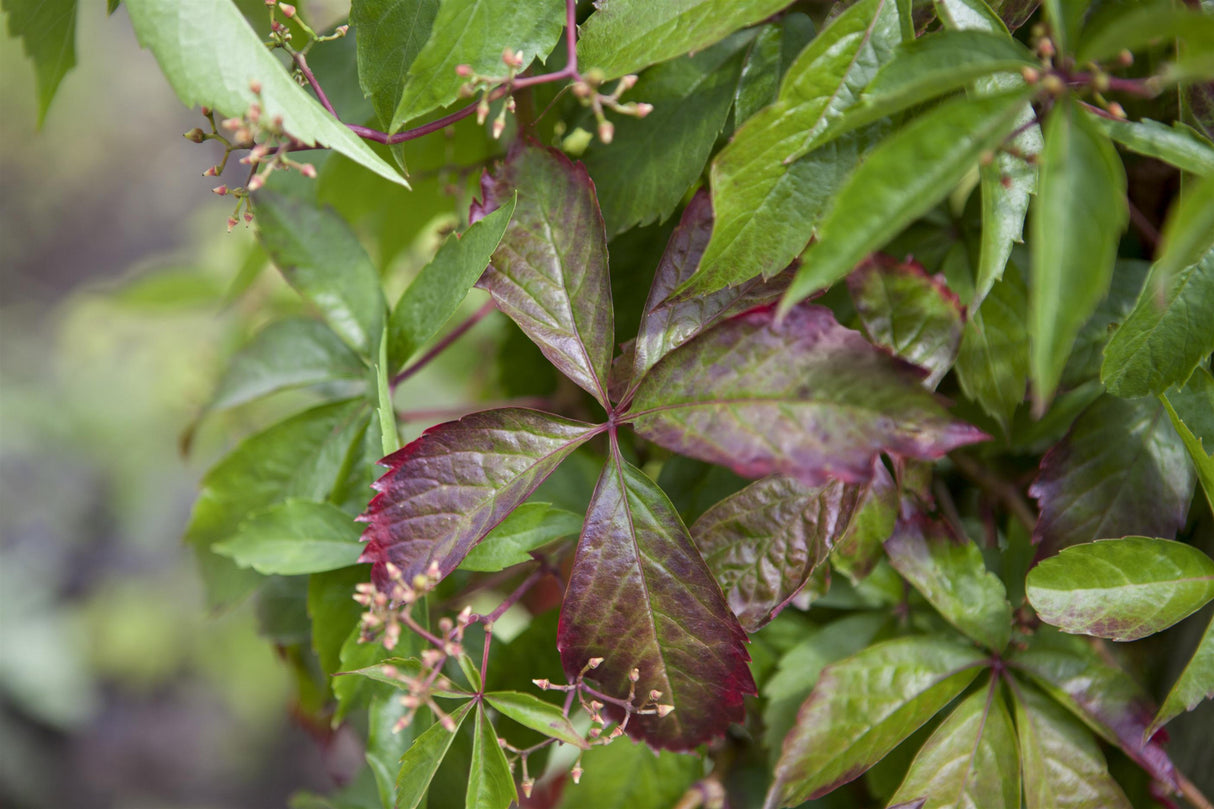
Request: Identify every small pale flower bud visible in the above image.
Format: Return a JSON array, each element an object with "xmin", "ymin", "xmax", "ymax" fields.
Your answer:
[
  {"xmin": 222, "ymin": 117, "xmax": 242, "ymax": 131},
  {"xmin": 1041, "ymin": 74, "xmax": 1065, "ymax": 96},
  {"xmin": 571, "ymin": 764, "xmax": 583, "ymax": 784},
  {"xmin": 1117, "ymin": 49, "xmax": 1133, "ymax": 66},
  {"xmin": 456, "ymin": 64, "xmax": 474, "ymax": 77},
  {"xmin": 243, "ymin": 211, "xmax": 254, "ymax": 223},
  {"xmin": 247, "ymin": 173, "xmax": 265, "ymax": 192},
  {"xmin": 587, "ymin": 657, "xmax": 604, "ymax": 669},
  {"xmin": 656, "ymin": 703, "xmax": 675, "ymax": 717},
  {"xmin": 421, "ymin": 648, "xmax": 444, "ymax": 668},
  {"xmin": 279, "ymin": 2, "xmax": 295, "ymax": 17},
  {"xmin": 597, "ymin": 120, "xmax": 614, "ymax": 144},
  {"xmin": 336, "ymin": 24, "xmax": 349, "ymax": 36},
  {"xmin": 522, "ymin": 779, "xmax": 534, "ymax": 799},
  {"xmin": 440, "ymin": 713, "xmax": 456, "ymax": 731},
  {"xmin": 1108, "ymin": 102, "xmax": 1127, "ymax": 119},
  {"xmin": 477, "ymin": 97, "xmax": 491, "ymax": 124},
  {"xmin": 184, "ymin": 127, "xmax": 206, "ymax": 143},
  {"xmin": 1020, "ymin": 66, "xmax": 1039, "ymax": 84},
  {"xmin": 616, "ymin": 74, "xmax": 638, "ymax": 92},
  {"xmin": 249, "ymin": 79, "xmax": 262, "ymax": 95},
  {"xmin": 227, "ymin": 216, "xmax": 238, "ymax": 232},
  {"xmin": 1038, "ymin": 38, "xmax": 1055, "ymax": 58},
  {"xmin": 629, "ymin": 668, "xmax": 640, "ymax": 683},
  {"xmin": 200, "ymin": 106, "xmax": 212, "ymax": 116},
  {"xmin": 532, "ymin": 678, "xmax": 551, "ymax": 690},
  {"xmin": 492, "ymin": 115, "xmax": 506, "ymax": 139},
  {"xmin": 213, "ymin": 184, "xmax": 229, "ymax": 195},
  {"xmin": 634, "ymin": 102, "xmax": 653, "ymax": 118},
  {"xmin": 648, "ymin": 689, "xmax": 662, "ymax": 701}
]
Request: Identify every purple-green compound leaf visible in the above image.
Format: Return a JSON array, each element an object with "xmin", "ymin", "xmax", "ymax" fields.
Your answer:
[
  {"xmin": 1028, "ymin": 99, "xmax": 1128, "ymax": 415},
  {"xmin": 1012, "ymin": 678, "xmax": 1133, "ymax": 809},
  {"xmin": 692, "ymin": 475, "xmax": 860, "ymax": 632},
  {"xmin": 556, "ymin": 453, "xmax": 755, "ymax": 751},
  {"xmin": 626, "ymin": 303, "xmax": 988, "ymax": 487},
  {"xmin": 1029, "ymin": 395, "xmax": 1193, "ymax": 556},
  {"xmin": 484, "ymin": 691, "xmax": 587, "ymax": 749},
  {"xmin": 1010, "ymin": 633, "xmax": 1178, "ymax": 788},
  {"xmin": 846, "ymin": 256, "xmax": 965, "ymax": 389},
  {"xmin": 955, "ymin": 266, "xmax": 1029, "ymax": 435},
  {"xmin": 467, "ymin": 703, "xmax": 517, "ymax": 809},
  {"xmin": 476, "ymin": 145, "xmax": 614, "ymax": 406},
  {"xmin": 1149, "ymin": 611, "xmax": 1214, "ymax": 737},
  {"xmin": 765, "ymin": 635, "xmax": 985, "ymax": 807},
  {"xmin": 1026, "ymin": 537, "xmax": 1214, "ymax": 642},
  {"xmin": 358, "ymin": 408, "xmax": 599, "ymax": 591},
  {"xmin": 395, "ymin": 700, "xmax": 474, "ymax": 809},
  {"xmin": 783, "ymin": 88, "xmax": 1032, "ymax": 310},
  {"xmin": 888, "ymin": 683, "xmax": 1020, "ymax": 809},
  {"xmin": 830, "ymin": 460, "xmax": 899, "ymax": 583},
  {"xmin": 885, "ymin": 515, "xmax": 1013, "ymax": 651},
  {"xmin": 1162, "ymin": 368, "xmax": 1214, "ymax": 514}
]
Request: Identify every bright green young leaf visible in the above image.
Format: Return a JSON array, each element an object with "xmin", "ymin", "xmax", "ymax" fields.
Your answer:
[
  {"xmin": 388, "ymin": 195, "xmax": 515, "ymax": 368},
  {"xmin": 215, "ymin": 498, "xmax": 365, "ymax": 575},
  {"xmin": 484, "ymin": 691, "xmax": 587, "ymax": 748},
  {"xmin": 308, "ymin": 566, "xmax": 368, "ymax": 678},
  {"xmin": 956, "ymin": 265, "xmax": 1029, "ymax": 434},
  {"xmin": 1094, "ymin": 116, "xmax": 1214, "ymax": 177},
  {"xmin": 207, "ymin": 318, "xmax": 366, "ymax": 412},
  {"xmin": 391, "ymin": 0, "xmax": 563, "ymax": 129},
  {"xmin": 1162, "ymin": 368, "xmax": 1214, "ymax": 513},
  {"xmin": 1012, "ymin": 678, "xmax": 1133, "ymax": 809},
  {"xmin": 459, "ymin": 502, "xmax": 582, "ymax": 572},
  {"xmin": 123, "ymin": 0, "xmax": 406, "ymax": 187},
  {"xmin": 580, "ymin": 34, "xmax": 748, "ymax": 236},
  {"xmin": 396, "ymin": 701, "xmax": 474, "ymax": 809},
  {"xmin": 1152, "ymin": 172, "xmax": 1214, "ymax": 297},
  {"xmin": 1029, "ymin": 99, "xmax": 1128, "ymax": 414},
  {"xmin": 784, "ymin": 89, "xmax": 1031, "ymax": 310},
  {"xmin": 561, "ymin": 740, "xmax": 702, "ymax": 809},
  {"xmin": 576, "ymin": 0, "xmax": 789, "ymax": 80},
  {"xmin": 3, "ymin": 0, "xmax": 77, "ymax": 126},
  {"xmin": 689, "ymin": 0, "xmax": 902, "ymax": 298},
  {"xmin": 351, "ymin": 0, "xmax": 439, "ymax": 128},
  {"xmin": 1149, "ymin": 611, "xmax": 1214, "ymax": 737},
  {"xmin": 467, "ymin": 703, "xmax": 517, "ymax": 809},
  {"xmin": 374, "ymin": 327, "xmax": 399, "ymax": 456},
  {"xmin": 889, "ymin": 683, "xmax": 1020, "ymax": 809},
  {"xmin": 766, "ymin": 635, "xmax": 985, "ymax": 806},
  {"xmin": 885, "ymin": 517, "xmax": 1013, "ymax": 651},
  {"xmin": 1027, "ymin": 537, "xmax": 1214, "ymax": 641},
  {"xmin": 1101, "ymin": 247, "xmax": 1214, "ymax": 397},
  {"xmin": 256, "ymin": 190, "xmax": 387, "ymax": 358}
]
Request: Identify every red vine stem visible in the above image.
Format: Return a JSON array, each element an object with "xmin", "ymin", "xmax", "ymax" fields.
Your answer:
[{"xmin": 390, "ymin": 299, "xmax": 497, "ymax": 389}]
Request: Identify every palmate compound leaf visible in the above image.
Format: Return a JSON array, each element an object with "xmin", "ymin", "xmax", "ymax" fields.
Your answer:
[
  {"xmin": 556, "ymin": 451, "xmax": 756, "ymax": 751},
  {"xmin": 476, "ymin": 144, "xmax": 614, "ymax": 408},
  {"xmin": 888, "ymin": 680, "xmax": 1020, "ymax": 809},
  {"xmin": 357, "ymin": 408, "xmax": 599, "ymax": 590},
  {"xmin": 765, "ymin": 635, "xmax": 986, "ymax": 807},
  {"xmin": 395, "ymin": 700, "xmax": 474, "ymax": 809},
  {"xmin": 1026, "ymin": 537, "xmax": 1214, "ymax": 642},
  {"xmin": 467, "ymin": 703, "xmax": 517, "ymax": 809},
  {"xmin": 691, "ymin": 475, "xmax": 862, "ymax": 632},
  {"xmin": 624, "ymin": 302, "xmax": 988, "ymax": 487},
  {"xmin": 350, "ymin": 0, "xmax": 439, "ymax": 129}
]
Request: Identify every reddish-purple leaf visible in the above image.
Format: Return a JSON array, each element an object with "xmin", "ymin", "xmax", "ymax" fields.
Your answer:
[
  {"xmin": 1029, "ymin": 395, "xmax": 1193, "ymax": 555},
  {"xmin": 846, "ymin": 255, "xmax": 965, "ymax": 389},
  {"xmin": 476, "ymin": 144, "xmax": 615, "ymax": 406},
  {"xmin": 624, "ymin": 303, "xmax": 988, "ymax": 486},
  {"xmin": 830, "ymin": 459, "xmax": 899, "ymax": 582},
  {"xmin": 358, "ymin": 408, "xmax": 599, "ymax": 590},
  {"xmin": 692, "ymin": 475, "xmax": 860, "ymax": 632},
  {"xmin": 557, "ymin": 451, "xmax": 755, "ymax": 751}
]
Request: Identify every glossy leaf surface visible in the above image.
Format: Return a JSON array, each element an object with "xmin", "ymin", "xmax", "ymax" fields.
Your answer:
[
  {"xmin": 1095, "ymin": 116, "xmax": 1214, "ymax": 177},
  {"xmin": 1153, "ymin": 174, "xmax": 1214, "ymax": 294},
  {"xmin": 358, "ymin": 408, "xmax": 598, "ymax": 590},
  {"xmin": 483, "ymin": 691, "xmax": 587, "ymax": 748},
  {"xmin": 4, "ymin": 0, "xmax": 76, "ymax": 126},
  {"xmin": 830, "ymin": 460, "xmax": 900, "ymax": 582},
  {"xmin": 467, "ymin": 703, "xmax": 517, "ymax": 809},
  {"xmin": 1149, "ymin": 611, "xmax": 1214, "ymax": 737},
  {"xmin": 557, "ymin": 454, "xmax": 755, "ymax": 751},
  {"xmin": 888, "ymin": 685, "xmax": 1020, "ymax": 809},
  {"xmin": 459, "ymin": 502, "xmax": 582, "ymax": 572},
  {"xmin": 1013, "ymin": 679, "xmax": 1133, "ymax": 809},
  {"xmin": 123, "ymin": 0, "xmax": 405, "ymax": 186},
  {"xmin": 955, "ymin": 267, "xmax": 1029, "ymax": 434},
  {"xmin": 576, "ymin": 0, "xmax": 789, "ymax": 80},
  {"xmin": 351, "ymin": 0, "xmax": 439, "ymax": 127},
  {"xmin": 215, "ymin": 499, "xmax": 365, "ymax": 576},
  {"xmin": 1026, "ymin": 537, "xmax": 1214, "ymax": 641},
  {"xmin": 1029, "ymin": 100, "xmax": 1127, "ymax": 413},
  {"xmin": 767, "ymin": 635, "xmax": 985, "ymax": 806},
  {"xmin": 628, "ymin": 303, "xmax": 988, "ymax": 486},
  {"xmin": 1162, "ymin": 368, "xmax": 1214, "ymax": 513},
  {"xmin": 395, "ymin": 701, "xmax": 474, "ymax": 809},
  {"xmin": 885, "ymin": 516, "xmax": 1012, "ymax": 651},
  {"xmin": 1029, "ymin": 396, "xmax": 1193, "ymax": 555},
  {"xmin": 692, "ymin": 475, "xmax": 858, "ymax": 632},
  {"xmin": 847, "ymin": 256, "xmax": 965, "ymax": 388},
  {"xmin": 477, "ymin": 145, "xmax": 614, "ymax": 405}
]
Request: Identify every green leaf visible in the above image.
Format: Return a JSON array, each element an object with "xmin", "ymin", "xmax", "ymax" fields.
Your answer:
[
  {"xmin": 308, "ymin": 566, "xmax": 368, "ymax": 678},
  {"xmin": 351, "ymin": 0, "xmax": 440, "ymax": 128},
  {"xmin": 1029, "ymin": 100, "xmax": 1128, "ymax": 414},
  {"xmin": 830, "ymin": 461, "xmax": 900, "ymax": 583},
  {"xmin": 467, "ymin": 703, "xmax": 517, "ymax": 809},
  {"xmin": 484, "ymin": 691, "xmax": 587, "ymax": 748},
  {"xmin": 459, "ymin": 502, "xmax": 581, "ymax": 572},
  {"xmin": 1150, "ymin": 610, "xmax": 1214, "ymax": 737},
  {"xmin": 580, "ymin": 34, "xmax": 748, "ymax": 236},
  {"xmin": 1027, "ymin": 537, "xmax": 1214, "ymax": 641},
  {"xmin": 374, "ymin": 328, "xmax": 399, "ymax": 456},
  {"xmin": 732, "ymin": 15, "xmax": 816, "ymax": 127},
  {"xmin": 783, "ymin": 89, "xmax": 1032, "ymax": 310},
  {"xmin": 396, "ymin": 701, "xmax": 474, "ymax": 809},
  {"xmin": 208, "ymin": 318, "xmax": 366, "ymax": 412},
  {"xmin": 576, "ymin": 0, "xmax": 790, "ymax": 80},
  {"xmin": 1101, "ymin": 247, "xmax": 1214, "ymax": 397},
  {"xmin": 388, "ymin": 195, "xmax": 515, "ymax": 368},
  {"xmin": 559, "ymin": 740, "xmax": 702, "ymax": 809},
  {"xmin": 256, "ymin": 190, "xmax": 388, "ymax": 358},
  {"xmin": 1094, "ymin": 116, "xmax": 1214, "ymax": 177},
  {"xmin": 123, "ymin": 0, "xmax": 406, "ymax": 187},
  {"xmin": 1077, "ymin": 1, "xmax": 1214, "ymax": 65},
  {"xmin": 766, "ymin": 635, "xmax": 985, "ymax": 806},
  {"xmin": 889, "ymin": 683, "xmax": 1020, "ymax": 809},
  {"xmin": 391, "ymin": 0, "xmax": 563, "ymax": 128},
  {"xmin": 3, "ymin": 0, "xmax": 77, "ymax": 126},
  {"xmin": 885, "ymin": 517, "xmax": 1013, "ymax": 651},
  {"xmin": 689, "ymin": 0, "xmax": 902, "ymax": 297},
  {"xmin": 215, "ymin": 499, "xmax": 364, "ymax": 576},
  {"xmin": 955, "ymin": 265, "xmax": 1029, "ymax": 434},
  {"xmin": 1012, "ymin": 679, "xmax": 1133, "ymax": 809},
  {"xmin": 1152, "ymin": 173, "xmax": 1214, "ymax": 298},
  {"xmin": 1040, "ymin": 0, "xmax": 1084, "ymax": 54},
  {"xmin": 367, "ymin": 691, "xmax": 413, "ymax": 809},
  {"xmin": 1162, "ymin": 368, "xmax": 1214, "ymax": 513}
]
